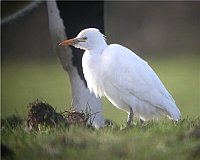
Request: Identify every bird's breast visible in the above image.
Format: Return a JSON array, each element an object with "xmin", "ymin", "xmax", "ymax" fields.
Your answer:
[{"xmin": 82, "ymin": 52, "xmax": 104, "ymax": 97}]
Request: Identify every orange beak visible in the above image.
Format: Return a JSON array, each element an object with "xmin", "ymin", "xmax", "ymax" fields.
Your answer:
[{"xmin": 59, "ymin": 38, "xmax": 77, "ymax": 46}]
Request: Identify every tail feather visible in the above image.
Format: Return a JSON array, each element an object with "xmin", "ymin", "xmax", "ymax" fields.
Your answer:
[{"xmin": 166, "ymin": 102, "xmax": 181, "ymax": 121}]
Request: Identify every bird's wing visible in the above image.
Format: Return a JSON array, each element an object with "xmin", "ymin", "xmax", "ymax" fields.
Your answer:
[{"xmin": 101, "ymin": 44, "xmax": 180, "ymax": 119}]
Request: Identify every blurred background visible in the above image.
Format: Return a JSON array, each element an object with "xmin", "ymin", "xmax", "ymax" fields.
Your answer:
[{"xmin": 1, "ymin": 1, "xmax": 200, "ymax": 122}]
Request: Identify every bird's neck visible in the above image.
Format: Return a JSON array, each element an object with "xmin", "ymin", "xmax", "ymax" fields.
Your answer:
[
  {"xmin": 83, "ymin": 43, "xmax": 107, "ymax": 67},
  {"xmin": 86, "ymin": 39, "xmax": 107, "ymax": 54},
  {"xmin": 82, "ymin": 44, "xmax": 106, "ymax": 96}
]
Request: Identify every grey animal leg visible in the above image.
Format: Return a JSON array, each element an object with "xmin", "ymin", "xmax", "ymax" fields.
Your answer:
[
  {"xmin": 127, "ymin": 106, "xmax": 133, "ymax": 126},
  {"xmin": 140, "ymin": 118, "xmax": 144, "ymax": 125}
]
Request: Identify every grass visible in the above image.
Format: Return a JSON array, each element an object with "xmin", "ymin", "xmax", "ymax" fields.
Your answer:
[
  {"xmin": 2, "ymin": 118, "xmax": 200, "ymax": 160},
  {"xmin": 1, "ymin": 54, "xmax": 200, "ymax": 159},
  {"xmin": 1, "ymin": 60, "xmax": 72, "ymax": 118}
]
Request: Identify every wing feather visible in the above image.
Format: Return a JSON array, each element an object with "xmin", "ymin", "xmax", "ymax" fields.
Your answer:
[{"xmin": 101, "ymin": 44, "xmax": 180, "ymax": 119}]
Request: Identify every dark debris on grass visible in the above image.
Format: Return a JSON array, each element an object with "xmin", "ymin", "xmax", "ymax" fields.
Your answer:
[
  {"xmin": 26, "ymin": 100, "xmax": 66, "ymax": 130},
  {"xmin": 26, "ymin": 99, "xmax": 93, "ymax": 130},
  {"xmin": 1, "ymin": 99, "xmax": 93, "ymax": 131}
]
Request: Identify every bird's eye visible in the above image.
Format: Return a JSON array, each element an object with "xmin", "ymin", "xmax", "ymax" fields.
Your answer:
[{"xmin": 82, "ymin": 37, "xmax": 87, "ymax": 40}]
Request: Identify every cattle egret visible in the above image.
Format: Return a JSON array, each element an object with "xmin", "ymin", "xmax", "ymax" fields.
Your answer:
[{"xmin": 59, "ymin": 28, "xmax": 181, "ymax": 125}]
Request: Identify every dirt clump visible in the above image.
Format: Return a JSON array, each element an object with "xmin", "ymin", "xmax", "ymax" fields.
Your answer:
[
  {"xmin": 26, "ymin": 100, "xmax": 90, "ymax": 130},
  {"xmin": 66, "ymin": 111, "xmax": 89, "ymax": 126},
  {"xmin": 26, "ymin": 100, "xmax": 65, "ymax": 130}
]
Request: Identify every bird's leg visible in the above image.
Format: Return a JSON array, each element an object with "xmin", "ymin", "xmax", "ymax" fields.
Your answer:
[
  {"xmin": 127, "ymin": 106, "xmax": 133, "ymax": 126},
  {"xmin": 140, "ymin": 119, "xmax": 144, "ymax": 125}
]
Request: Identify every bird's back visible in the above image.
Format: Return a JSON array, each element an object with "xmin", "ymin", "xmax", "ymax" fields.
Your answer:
[{"xmin": 101, "ymin": 44, "xmax": 180, "ymax": 121}]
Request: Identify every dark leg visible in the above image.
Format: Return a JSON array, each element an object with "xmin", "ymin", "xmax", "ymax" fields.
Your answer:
[
  {"xmin": 127, "ymin": 106, "xmax": 133, "ymax": 126},
  {"xmin": 140, "ymin": 118, "xmax": 144, "ymax": 125}
]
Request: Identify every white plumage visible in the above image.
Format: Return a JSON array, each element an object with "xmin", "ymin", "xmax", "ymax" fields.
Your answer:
[{"xmin": 59, "ymin": 28, "xmax": 181, "ymax": 123}]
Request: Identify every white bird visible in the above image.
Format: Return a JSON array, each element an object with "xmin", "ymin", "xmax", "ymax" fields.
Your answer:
[{"xmin": 59, "ymin": 28, "xmax": 181, "ymax": 124}]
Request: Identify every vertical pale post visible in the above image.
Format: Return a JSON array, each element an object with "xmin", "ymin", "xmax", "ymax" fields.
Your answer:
[{"xmin": 46, "ymin": 1, "xmax": 105, "ymax": 128}]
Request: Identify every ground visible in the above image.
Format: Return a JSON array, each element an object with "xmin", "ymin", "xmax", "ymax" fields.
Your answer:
[{"xmin": 1, "ymin": 54, "xmax": 200, "ymax": 160}]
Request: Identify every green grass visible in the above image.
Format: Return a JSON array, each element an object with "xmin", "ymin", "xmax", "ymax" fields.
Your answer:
[
  {"xmin": 2, "ymin": 119, "xmax": 200, "ymax": 160},
  {"xmin": 1, "ymin": 55, "xmax": 200, "ymax": 159},
  {"xmin": 1, "ymin": 60, "xmax": 72, "ymax": 118},
  {"xmin": 2, "ymin": 55, "xmax": 200, "ymax": 121}
]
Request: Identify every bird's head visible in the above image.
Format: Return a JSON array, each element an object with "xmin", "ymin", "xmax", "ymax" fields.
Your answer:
[{"xmin": 59, "ymin": 28, "xmax": 107, "ymax": 50}]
